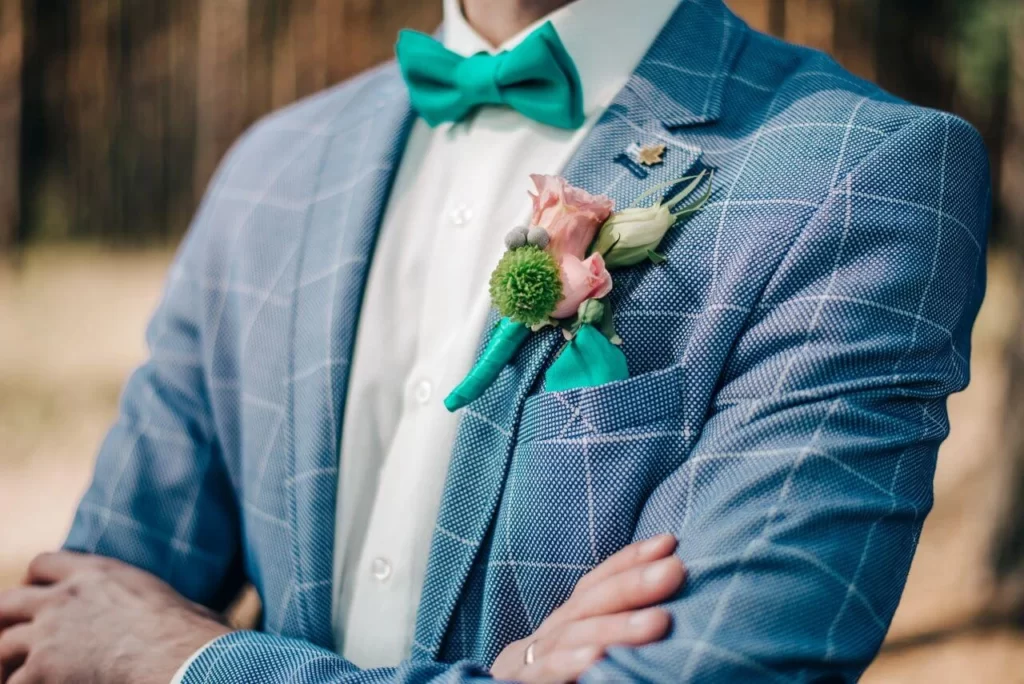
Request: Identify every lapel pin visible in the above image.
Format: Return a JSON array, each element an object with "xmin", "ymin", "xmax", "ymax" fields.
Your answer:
[{"xmin": 629, "ymin": 142, "xmax": 666, "ymax": 166}]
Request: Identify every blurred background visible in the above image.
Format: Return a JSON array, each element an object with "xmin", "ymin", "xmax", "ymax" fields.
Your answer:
[{"xmin": 0, "ymin": 0, "xmax": 1022, "ymax": 680}]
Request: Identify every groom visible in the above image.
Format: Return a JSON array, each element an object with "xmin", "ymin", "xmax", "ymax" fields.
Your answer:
[{"xmin": 0, "ymin": 0, "xmax": 991, "ymax": 682}]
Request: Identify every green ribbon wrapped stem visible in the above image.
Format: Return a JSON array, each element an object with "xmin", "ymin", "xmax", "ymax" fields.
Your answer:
[{"xmin": 444, "ymin": 318, "xmax": 531, "ymax": 412}]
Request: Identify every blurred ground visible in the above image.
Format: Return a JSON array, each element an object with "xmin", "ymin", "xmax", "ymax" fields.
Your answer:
[{"xmin": 1, "ymin": 247, "xmax": 1022, "ymax": 681}]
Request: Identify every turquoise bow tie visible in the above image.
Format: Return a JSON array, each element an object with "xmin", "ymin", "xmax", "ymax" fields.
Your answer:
[{"xmin": 395, "ymin": 22, "xmax": 585, "ymax": 130}]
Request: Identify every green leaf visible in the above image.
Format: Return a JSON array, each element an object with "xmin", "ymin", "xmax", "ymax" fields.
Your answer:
[{"xmin": 646, "ymin": 249, "xmax": 667, "ymax": 264}]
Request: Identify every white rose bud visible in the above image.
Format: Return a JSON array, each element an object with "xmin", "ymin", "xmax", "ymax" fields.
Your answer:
[{"xmin": 591, "ymin": 204, "xmax": 675, "ymax": 268}]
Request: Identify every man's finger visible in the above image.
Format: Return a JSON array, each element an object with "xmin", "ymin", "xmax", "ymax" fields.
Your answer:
[
  {"xmin": 0, "ymin": 622, "xmax": 33, "ymax": 683},
  {"xmin": 541, "ymin": 607, "xmax": 671, "ymax": 657},
  {"xmin": 521, "ymin": 644, "xmax": 603, "ymax": 684},
  {"xmin": 24, "ymin": 551, "xmax": 101, "ymax": 585},
  {"xmin": 570, "ymin": 535, "xmax": 677, "ymax": 599},
  {"xmin": 0, "ymin": 588, "xmax": 51, "ymax": 631},
  {"xmin": 550, "ymin": 555, "xmax": 685, "ymax": 628}
]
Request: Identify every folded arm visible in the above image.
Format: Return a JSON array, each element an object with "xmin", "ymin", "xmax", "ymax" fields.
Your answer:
[
  {"xmin": 63, "ymin": 149, "xmax": 245, "ymax": 611},
  {"xmin": 583, "ymin": 111, "xmax": 990, "ymax": 682}
]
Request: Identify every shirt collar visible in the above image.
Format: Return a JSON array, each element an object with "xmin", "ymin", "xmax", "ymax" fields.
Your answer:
[{"xmin": 442, "ymin": 0, "xmax": 683, "ymax": 117}]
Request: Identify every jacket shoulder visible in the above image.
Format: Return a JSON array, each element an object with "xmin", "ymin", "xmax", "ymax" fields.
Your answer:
[{"xmin": 214, "ymin": 60, "xmax": 405, "ymax": 184}]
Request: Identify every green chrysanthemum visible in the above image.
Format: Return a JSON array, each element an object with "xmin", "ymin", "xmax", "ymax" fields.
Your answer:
[{"xmin": 489, "ymin": 245, "xmax": 562, "ymax": 327}]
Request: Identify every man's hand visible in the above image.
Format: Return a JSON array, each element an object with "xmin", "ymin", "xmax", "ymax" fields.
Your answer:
[
  {"xmin": 0, "ymin": 552, "xmax": 230, "ymax": 684},
  {"xmin": 490, "ymin": 534, "xmax": 685, "ymax": 683}
]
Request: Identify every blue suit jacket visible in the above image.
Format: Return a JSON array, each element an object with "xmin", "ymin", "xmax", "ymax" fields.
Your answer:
[{"xmin": 65, "ymin": 1, "xmax": 991, "ymax": 681}]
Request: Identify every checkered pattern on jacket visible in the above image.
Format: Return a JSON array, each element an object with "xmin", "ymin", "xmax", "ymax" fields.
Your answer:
[{"xmin": 65, "ymin": 0, "xmax": 990, "ymax": 681}]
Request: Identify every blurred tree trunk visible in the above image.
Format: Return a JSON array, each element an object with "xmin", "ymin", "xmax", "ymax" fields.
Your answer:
[
  {"xmin": 194, "ymin": 0, "xmax": 250, "ymax": 199},
  {"xmin": 784, "ymin": 0, "xmax": 833, "ymax": 52},
  {"xmin": 994, "ymin": 6, "xmax": 1024, "ymax": 620},
  {"xmin": 0, "ymin": 0, "xmax": 22, "ymax": 252},
  {"xmin": 67, "ymin": 1, "xmax": 116, "ymax": 242},
  {"xmin": 832, "ymin": 0, "xmax": 877, "ymax": 81}
]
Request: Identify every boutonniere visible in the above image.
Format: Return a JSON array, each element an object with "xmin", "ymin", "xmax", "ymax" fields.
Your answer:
[{"xmin": 444, "ymin": 170, "xmax": 712, "ymax": 412}]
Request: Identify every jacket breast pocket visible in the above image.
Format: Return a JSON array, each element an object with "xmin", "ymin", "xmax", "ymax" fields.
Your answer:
[
  {"xmin": 497, "ymin": 365, "xmax": 692, "ymax": 571},
  {"xmin": 516, "ymin": 365, "xmax": 687, "ymax": 444}
]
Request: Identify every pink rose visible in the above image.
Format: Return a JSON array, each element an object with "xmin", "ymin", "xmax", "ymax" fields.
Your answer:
[
  {"xmin": 529, "ymin": 174, "xmax": 615, "ymax": 261},
  {"xmin": 552, "ymin": 253, "xmax": 613, "ymax": 319}
]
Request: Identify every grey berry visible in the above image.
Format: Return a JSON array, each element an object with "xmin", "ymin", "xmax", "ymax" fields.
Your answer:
[
  {"xmin": 527, "ymin": 226, "xmax": 550, "ymax": 249},
  {"xmin": 504, "ymin": 226, "xmax": 529, "ymax": 250}
]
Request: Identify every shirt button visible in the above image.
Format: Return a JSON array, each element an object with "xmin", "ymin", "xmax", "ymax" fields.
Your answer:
[
  {"xmin": 413, "ymin": 379, "xmax": 433, "ymax": 404},
  {"xmin": 371, "ymin": 557, "xmax": 392, "ymax": 582},
  {"xmin": 449, "ymin": 204, "xmax": 473, "ymax": 227}
]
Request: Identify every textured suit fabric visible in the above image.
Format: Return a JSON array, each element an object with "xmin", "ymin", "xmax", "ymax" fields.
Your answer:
[{"xmin": 64, "ymin": 0, "xmax": 991, "ymax": 681}]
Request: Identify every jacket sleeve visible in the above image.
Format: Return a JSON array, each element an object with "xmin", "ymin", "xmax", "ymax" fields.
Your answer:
[
  {"xmin": 64, "ymin": 139, "xmax": 248, "ymax": 611},
  {"xmin": 580, "ymin": 112, "xmax": 990, "ymax": 682},
  {"xmin": 177, "ymin": 632, "xmax": 498, "ymax": 684}
]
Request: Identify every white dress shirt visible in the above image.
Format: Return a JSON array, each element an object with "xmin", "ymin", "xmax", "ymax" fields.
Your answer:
[{"xmin": 172, "ymin": 0, "xmax": 680, "ymax": 679}]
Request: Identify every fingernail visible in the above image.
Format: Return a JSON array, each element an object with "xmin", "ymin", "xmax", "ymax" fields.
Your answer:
[
  {"xmin": 641, "ymin": 534, "xmax": 673, "ymax": 556},
  {"xmin": 629, "ymin": 609, "xmax": 660, "ymax": 628},
  {"xmin": 643, "ymin": 558, "xmax": 675, "ymax": 585}
]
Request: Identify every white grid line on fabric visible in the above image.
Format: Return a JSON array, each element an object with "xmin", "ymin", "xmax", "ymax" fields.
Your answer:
[
  {"xmin": 238, "ymin": 242, "xmax": 303, "ymax": 361},
  {"xmin": 690, "ymin": 423, "xmax": 897, "ymax": 501},
  {"xmin": 677, "ymin": 538, "xmax": 887, "ymax": 630},
  {"xmin": 194, "ymin": 278, "xmax": 290, "ymax": 306},
  {"xmin": 553, "ymin": 393, "xmax": 600, "ymax": 436},
  {"xmin": 708, "ymin": 121, "xmax": 886, "ymax": 157},
  {"xmin": 287, "ymin": 357, "xmax": 351, "ymax": 386},
  {"xmin": 706, "ymin": 69, "xmax": 797, "ymax": 322},
  {"xmin": 240, "ymin": 392, "xmax": 286, "ymax": 414},
  {"xmin": 700, "ymin": 198, "xmax": 820, "ymax": 210},
  {"xmin": 463, "ymin": 409, "xmax": 513, "ymax": 437},
  {"xmin": 750, "ymin": 173, "xmax": 855, "ymax": 422},
  {"xmin": 249, "ymin": 412, "xmax": 287, "ymax": 504},
  {"xmin": 89, "ymin": 383, "xmax": 160, "ymax": 550},
  {"xmin": 829, "ymin": 98, "xmax": 869, "ymax": 190},
  {"xmin": 848, "ymin": 189, "xmax": 981, "ymax": 253},
  {"xmin": 502, "ymin": 459, "xmax": 537, "ymax": 632},
  {"xmin": 583, "ymin": 438, "xmax": 600, "ymax": 564},
  {"xmin": 890, "ymin": 115, "xmax": 950, "ymax": 385},
  {"xmin": 822, "ymin": 116, "xmax": 955, "ymax": 659},
  {"xmin": 681, "ymin": 398, "xmax": 842, "ymax": 678},
  {"xmin": 202, "ymin": 122, "xmax": 335, "ymax": 382},
  {"xmin": 920, "ymin": 403, "xmax": 946, "ymax": 431},
  {"xmin": 701, "ymin": 16, "xmax": 731, "ymax": 116},
  {"xmin": 296, "ymin": 256, "xmax": 369, "ymax": 291},
  {"xmin": 111, "ymin": 420, "xmax": 194, "ymax": 449},
  {"xmin": 77, "ymin": 500, "xmax": 221, "ymax": 564},
  {"xmin": 216, "ymin": 164, "xmax": 386, "ymax": 213},
  {"xmin": 603, "ymin": 637, "xmax": 790, "ymax": 683},
  {"xmin": 761, "ymin": 294, "xmax": 969, "ymax": 370},
  {"xmin": 273, "ymin": 581, "xmax": 293, "ymax": 635},
  {"xmin": 487, "ymin": 560, "xmax": 595, "ymax": 571},
  {"xmin": 197, "ymin": 642, "xmax": 248, "ymax": 684},
  {"xmin": 435, "ymin": 525, "xmax": 480, "ymax": 547},
  {"xmin": 531, "ymin": 430, "xmax": 691, "ymax": 446},
  {"xmin": 286, "ymin": 466, "xmax": 339, "ymax": 487},
  {"xmin": 760, "ymin": 539, "xmax": 887, "ymax": 630},
  {"xmin": 323, "ymin": 117, "xmax": 378, "ymax": 455},
  {"xmin": 645, "ymin": 59, "xmax": 773, "ymax": 93},
  {"xmin": 243, "ymin": 500, "xmax": 290, "ymax": 529},
  {"xmin": 825, "ymin": 443, "xmax": 911, "ymax": 657}
]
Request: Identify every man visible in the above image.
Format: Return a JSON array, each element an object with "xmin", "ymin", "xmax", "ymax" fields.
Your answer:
[{"xmin": 0, "ymin": 0, "xmax": 991, "ymax": 681}]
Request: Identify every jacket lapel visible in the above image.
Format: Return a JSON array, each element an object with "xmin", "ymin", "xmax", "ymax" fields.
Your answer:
[
  {"xmin": 414, "ymin": 0, "xmax": 748, "ymax": 658},
  {"xmin": 285, "ymin": 69, "xmax": 415, "ymax": 647}
]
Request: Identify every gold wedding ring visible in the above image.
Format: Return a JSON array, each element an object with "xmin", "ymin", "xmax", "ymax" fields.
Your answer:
[{"xmin": 524, "ymin": 640, "xmax": 538, "ymax": 665}]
